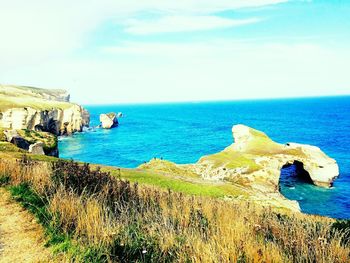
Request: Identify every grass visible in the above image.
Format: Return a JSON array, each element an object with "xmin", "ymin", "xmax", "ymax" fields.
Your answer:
[
  {"xmin": 0, "ymin": 85, "xmax": 67, "ymax": 97},
  {"xmin": 200, "ymin": 149, "xmax": 261, "ymax": 172},
  {"xmin": 111, "ymin": 168, "xmax": 248, "ymax": 198},
  {"xmin": 138, "ymin": 159, "xmax": 200, "ymax": 178},
  {"xmin": 0, "ymin": 142, "xmax": 25, "ymax": 152},
  {"xmin": 0, "ymin": 85, "xmax": 74, "ymax": 111},
  {"xmin": 17, "ymin": 129, "xmax": 58, "ymax": 152},
  {"xmin": 1, "ymin": 156, "xmax": 350, "ymax": 262},
  {"xmin": 0, "ymin": 95, "xmax": 73, "ymax": 111},
  {"xmin": 6, "ymin": 183, "xmax": 83, "ymax": 260}
]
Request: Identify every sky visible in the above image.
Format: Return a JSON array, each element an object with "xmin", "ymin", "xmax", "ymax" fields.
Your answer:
[{"xmin": 0, "ymin": 0, "xmax": 349, "ymax": 104}]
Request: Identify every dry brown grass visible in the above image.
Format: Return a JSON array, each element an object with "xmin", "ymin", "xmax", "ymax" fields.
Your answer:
[{"xmin": 0, "ymin": 156, "xmax": 349, "ymax": 262}]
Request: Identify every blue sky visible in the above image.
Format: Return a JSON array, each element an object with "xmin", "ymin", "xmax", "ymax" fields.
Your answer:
[{"xmin": 0, "ymin": 0, "xmax": 349, "ymax": 104}]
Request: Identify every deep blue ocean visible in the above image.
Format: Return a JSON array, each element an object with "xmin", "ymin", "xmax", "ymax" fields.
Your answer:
[{"xmin": 59, "ymin": 96, "xmax": 350, "ymax": 219}]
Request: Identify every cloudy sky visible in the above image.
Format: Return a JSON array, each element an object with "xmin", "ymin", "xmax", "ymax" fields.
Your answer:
[{"xmin": 0, "ymin": 0, "xmax": 349, "ymax": 104}]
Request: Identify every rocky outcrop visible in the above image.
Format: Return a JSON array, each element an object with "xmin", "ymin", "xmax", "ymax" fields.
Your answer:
[
  {"xmin": 2, "ymin": 129, "xmax": 59, "ymax": 157},
  {"xmin": 0, "ymin": 85, "xmax": 90, "ymax": 135},
  {"xmin": 100, "ymin": 112, "xmax": 118, "ymax": 129},
  {"xmin": 139, "ymin": 124, "xmax": 339, "ymax": 212},
  {"xmin": 194, "ymin": 125, "xmax": 339, "ymax": 187}
]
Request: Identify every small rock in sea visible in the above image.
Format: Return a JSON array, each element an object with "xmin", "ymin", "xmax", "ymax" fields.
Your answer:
[{"xmin": 99, "ymin": 112, "xmax": 119, "ymax": 129}]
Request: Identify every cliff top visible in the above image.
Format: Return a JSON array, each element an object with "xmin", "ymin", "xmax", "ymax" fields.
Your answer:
[{"xmin": 0, "ymin": 85, "xmax": 73, "ymax": 111}]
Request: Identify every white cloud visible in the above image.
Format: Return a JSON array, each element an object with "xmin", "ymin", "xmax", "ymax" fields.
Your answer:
[
  {"xmin": 0, "ymin": 0, "xmax": 286, "ymax": 65},
  {"xmin": 124, "ymin": 16, "xmax": 260, "ymax": 35}
]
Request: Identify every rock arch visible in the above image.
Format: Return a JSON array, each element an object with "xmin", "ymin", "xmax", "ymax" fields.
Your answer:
[{"xmin": 280, "ymin": 160, "xmax": 314, "ymax": 185}]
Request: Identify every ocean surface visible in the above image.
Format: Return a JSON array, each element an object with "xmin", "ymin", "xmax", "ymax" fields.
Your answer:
[{"xmin": 59, "ymin": 96, "xmax": 350, "ymax": 219}]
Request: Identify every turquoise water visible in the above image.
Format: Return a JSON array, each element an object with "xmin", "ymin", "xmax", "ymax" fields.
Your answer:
[{"xmin": 59, "ymin": 96, "xmax": 350, "ymax": 219}]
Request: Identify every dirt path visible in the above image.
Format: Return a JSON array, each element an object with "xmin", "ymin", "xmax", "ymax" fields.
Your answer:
[{"xmin": 0, "ymin": 188, "xmax": 53, "ymax": 263}]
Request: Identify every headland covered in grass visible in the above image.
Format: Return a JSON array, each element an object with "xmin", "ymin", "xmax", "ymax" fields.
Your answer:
[
  {"xmin": 0, "ymin": 85, "xmax": 72, "ymax": 111},
  {"xmin": 0, "ymin": 154, "xmax": 350, "ymax": 262}
]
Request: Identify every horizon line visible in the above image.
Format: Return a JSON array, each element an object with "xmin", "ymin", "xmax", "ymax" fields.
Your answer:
[{"xmin": 79, "ymin": 93, "xmax": 350, "ymax": 107}]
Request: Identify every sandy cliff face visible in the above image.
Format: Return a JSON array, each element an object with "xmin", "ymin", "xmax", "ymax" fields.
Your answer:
[
  {"xmin": 0, "ymin": 106, "xmax": 89, "ymax": 135},
  {"xmin": 0, "ymin": 85, "xmax": 89, "ymax": 135}
]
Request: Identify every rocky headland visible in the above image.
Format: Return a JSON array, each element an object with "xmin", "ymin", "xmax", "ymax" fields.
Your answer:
[
  {"xmin": 0, "ymin": 85, "xmax": 90, "ymax": 157},
  {"xmin": 140, "ymin": 124, "xmax": 339, "ymax": 211},
  {"xmin": 0, "ymin": 85, "xmax": 89, "ymax": 135}
]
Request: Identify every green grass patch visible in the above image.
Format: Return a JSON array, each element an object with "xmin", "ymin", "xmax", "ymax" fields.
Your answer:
[
  {"xmin": 0, "ymin": 142, "xmax": 24, "ymax": 152},
  {"xmin": 139, "ymin": 159, "xmax": 200, "ymax": 178},
  {"xmin": 200, "ymin": 150, "xmax": 261, "ymax": 173},
  {"xmin": 0, "ymin": 175, "xmax": 10, "ymax": 186},
  {"xmin": 0, "ymin": 96, "xmax": 73, "ymax": 111},
  {"xmin": 106, "ymin": 168, "xmax": 247, "ymax": 198},
  {"xmin": 9, "ymin": 183, "xmax": 51, "ymax": 227}
]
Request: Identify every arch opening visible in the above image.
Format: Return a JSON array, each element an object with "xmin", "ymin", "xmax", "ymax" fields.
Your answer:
[{"xmin": 280, "ymin": 160, "xmax": 313, "ymax": 188}]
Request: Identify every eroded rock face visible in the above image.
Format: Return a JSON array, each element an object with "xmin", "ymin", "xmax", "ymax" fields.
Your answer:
[
  {"xmin": 282, "ymin": 143, "xmax": 339, "ymax": 187},
  {"xmin": 227, "ymin": 125, "xmax": 339, "ymax": 188},
  {"xmin": 0, "ymin": 105, "xmax": 90, "ymax": 135},
  {"xmin": 0, "ymin": 85, "xmax": 90, "ymax": 135},
  {"xmin": 100, "ymin": 112, "xmax": 118, "ymax": 129}
]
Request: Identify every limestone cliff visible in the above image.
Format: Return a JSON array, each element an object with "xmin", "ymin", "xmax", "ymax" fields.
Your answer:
[
  {"xmin": 196, "ymin": 124, "xmax": 339, "ymax": 188},
  {"xmin": 139, "ymin": 124, "xmax": 339, "ymax": 211},
  {"xmin": 0, "ymin": 85, "xmax": 89, "ymax": 135}
]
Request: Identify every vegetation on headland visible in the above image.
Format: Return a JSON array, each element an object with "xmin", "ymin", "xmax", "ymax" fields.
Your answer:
[
  {"xmin": 0, "ymin": 94, "xmax": 72, "ymax": 111},
  {"xmin": 0, "ymin": 85, "xmax": 73, "ymax": 111},
  {"xmin": 0, "ymin": 128, "xmax": 58, "ymax": 156},
  {"xmin": 18, "ymin": 129, "xmax": 58, "ymax": 151},
  {"xmin": 1, "ymin": 154, "xmax": 350, "ymax": 262}
]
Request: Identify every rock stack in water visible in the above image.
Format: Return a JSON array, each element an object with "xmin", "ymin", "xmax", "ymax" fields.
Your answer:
[{"xmin": 99, "ymin": 112, "xmax": 119, "ymax": 129}]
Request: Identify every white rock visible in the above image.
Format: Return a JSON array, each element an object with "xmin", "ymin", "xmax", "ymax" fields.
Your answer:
[
  {"xmin": 3, "ymin": 129, "xmax": 19, "ymax": 142},
  {"xmin": 99, "ymin": 113, "xmax": 118, "ymax": 129},
  {"xmin": 29, "ymin": 142, "xmax": 45, "ymax": 155}
]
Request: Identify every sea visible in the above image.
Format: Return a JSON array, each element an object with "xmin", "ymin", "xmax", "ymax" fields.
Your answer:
[{"xmin": 59, "ymin": 96, "xmax": 350, "ymax": 219}]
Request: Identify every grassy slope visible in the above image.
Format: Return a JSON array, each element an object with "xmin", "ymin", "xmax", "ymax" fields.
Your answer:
[
  {"xmin": 0, "ymin": 85, "xmax": 73, "ymax": 111},
  {"xmin": 0, "ymin": 149, "xmax": 248, "ymax": 199},
  {"xmin": 0, "ymin": 95, "xmax": 73, "ymax": 111},
  {"xmin": 1, "ymin": 153, "xmax": 349, "ymax": 262},
  {"xmin": 111, "ymin": 168, "xmax": 249, "ymax": 198}
]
